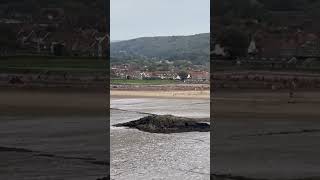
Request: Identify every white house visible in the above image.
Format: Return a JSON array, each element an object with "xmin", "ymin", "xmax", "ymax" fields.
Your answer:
[
  {"xmin": 212, "ymin": 44, "xmax": 226, "ymax": 56},
  {"xmin": 248, "ymin": 39, "xmax": 258, "ymax": 54}
]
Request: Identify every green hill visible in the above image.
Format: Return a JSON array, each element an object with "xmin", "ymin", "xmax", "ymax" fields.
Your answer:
[
  {"xmin": 0, "ymin": 0, "xmax": 105, "ymax": 16},
  {"xmin": 213, "ymin": 0, "xmax": 320, "ymax": 20},
  {"xmin": 110, "ymin": 33, "xmax": 210, "ymax": 65},
  {"xmin": 0, "ymin": 0, "xmax": 106, "ymax": 29}
]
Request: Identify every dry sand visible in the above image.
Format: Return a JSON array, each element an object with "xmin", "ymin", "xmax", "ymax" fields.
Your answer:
[
  {"xmin": 212, "ymin": 90, "xmax": 320, "ymax": 120},
  {"xmin": 111, "ymin": 90, "xmax": 210, "ymax": 99},
  {"xmin": 0, "ymin": 88, "xmax": 109, "ymax": 179},
  {"xmin": 0, "ymin": 88, "xmax": 209, "ymax": 116},
  {"xmin": 213, "ymin": 90, "xmax": 320, "ymax": 179},
  {"xmin": 0, "ymin": 88, "xmax": 108, "ymax": 115},
  {"xmin": 111, "ymin": 89, "xmax": 320, "ymax": 120},
  {"xmin": 3, "ymin": 87, "xmax": 319, "ymax": 118},
  {"xmin": 2, "ymin": 87, "xmax": 320, "ymax": 179}
]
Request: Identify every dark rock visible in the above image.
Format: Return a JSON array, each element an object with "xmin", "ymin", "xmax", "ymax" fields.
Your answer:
[
  {"xmin": 96, "ymin": 176, "xmax": 109, "ymax": 180},
  {"xmin": 0, "ymin": 146, "xmax": 33, "ymax": 153},
  {"xmin": 114, "ymin": 114, "xmax": 210, "ymax": 133}
]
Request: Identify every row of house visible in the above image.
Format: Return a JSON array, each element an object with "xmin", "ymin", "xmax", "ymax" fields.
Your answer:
[
  {"xmin": 11, "ymin": 25, "xmax": 108, "ymax": 57},
  {"xmin": 213, "ymin": 30, "xmax": 320, "ymax": 59},
  {"xmin": 255, "ymin": 31, "xmax": 320, "ymax": 58},
  {"xmin": 111, "ymin": 65, "xmax": 209, "ymax": 81},
  {"xmin": 1, "ymin": 7, "xmax": 108, "ymax": 57}
]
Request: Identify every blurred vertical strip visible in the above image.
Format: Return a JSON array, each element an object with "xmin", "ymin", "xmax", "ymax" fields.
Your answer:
[
  {"xmin": 210, "ymin": 0, "xmax": 214, "ymax": 178},
  {"xmin": 104, "ymin": 0, "xmax": 111, "ymax": 178}
]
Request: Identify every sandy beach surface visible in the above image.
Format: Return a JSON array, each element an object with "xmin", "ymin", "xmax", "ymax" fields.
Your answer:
[
  {"xmin": 110, "ymin": 94, "xmax": 210, "ymax": 179},
  {"xmin": 212, "ymin": 90, "xmax": 320, "ymax": 179},
  {"xmin": 0, "ymin": 88, "xmax": 108, "ymax": 115},
  {"xmin": 213, "ymin": 90, "xmax": 320, "ymax": 119},
  {"xmin": 0, "ymin": 88, "xmax": 108, "ymax": 180},
  {"xmin": 2, "ymin": 87, "xmax": 320, "ymax": 179},
  {"xmin": 111, "ymin": 90, "xmax": 210, "ymax": 99},
  {"xmin": 111, "ymin": 88, "xmax": 320, "ymax": 179}
]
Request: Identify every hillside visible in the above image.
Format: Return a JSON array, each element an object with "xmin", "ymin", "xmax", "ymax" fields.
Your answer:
[
  {"xmin": 0, "ymin": 0, "xmax": 106, "ymax": 18},
  {"xmin": 110, "ymin": 33, "xmax": 210, "ymax": 65},
  {"xmin": 0, "ymin": 0, "xmax": 106, "ymax": 31},
  {"xmin": 212, "ymin": 0, "xmax": 320, "ymax": 60},
  {"xmin": 213, "ymin": 0, "xmax": 320, "ymax": 20},
  {"xmin": 0, "ymin": 0, "xmax": 107, "ymax": 56}
]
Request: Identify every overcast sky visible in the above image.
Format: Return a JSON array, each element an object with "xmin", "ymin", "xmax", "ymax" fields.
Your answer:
[{"xmin": 110, "ymin": 0, "xmax": 210, "ymax": 41}]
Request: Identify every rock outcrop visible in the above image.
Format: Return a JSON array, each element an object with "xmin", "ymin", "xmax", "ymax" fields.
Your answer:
[{"xmin": 114, "ymin": 114, "xmax": 210, "ymax": 133}]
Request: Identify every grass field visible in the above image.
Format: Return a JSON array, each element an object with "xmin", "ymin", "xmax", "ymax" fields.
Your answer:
[
  {"xmin": 0, "ymin": 56, "xmax": 108, "ymax": 74},
  {"xmin": 111, "ymin": 79, "xmax": 179, "ymax": 85},
  {"xmin": 212, "ymin": 60, "xmax": 320, "ymax": 72}
]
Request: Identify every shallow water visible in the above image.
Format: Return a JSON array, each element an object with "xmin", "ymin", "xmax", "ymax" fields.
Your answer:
[{"xmin": 110, "ymin": 98, "xmax": 210, "ymax": 180}]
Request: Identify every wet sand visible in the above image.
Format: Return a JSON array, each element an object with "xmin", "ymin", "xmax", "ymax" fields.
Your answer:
[
  {"xmin": 0, "ymin": 89, "xmax": 108, "ymax": 179},
  {"xmin": 0, "ymin": 88, "xmax": 107, "ymax": 116},
  {"xmin": 212, "ymin": 90, "xmax": 320, "ymax": 179},
  {"xmin": 213, "ymin": 90, "xmax": 320, "ymax": 120},
  {"xmin": 3, "ymin": 87, "xmax": 320, "ymax": 179},
  {"xmin": 111, "ymin": 97, "xmax": 210, "ymax": 180}
]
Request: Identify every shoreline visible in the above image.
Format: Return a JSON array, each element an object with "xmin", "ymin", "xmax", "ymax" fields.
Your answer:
[
  {"xmin": 112, "ymin": 89, "xmax": 320, "ymax": 120},
  {"xmin": 213, "ymin": 90, "xmax": 320, "ymax": 120},
  {"xmin": 1, "ymin": 87, "xmax": 320, "ymax": 120},
  {"xmin": 111, "ymin": 90, "xmax": 210, "ymax": 99}
]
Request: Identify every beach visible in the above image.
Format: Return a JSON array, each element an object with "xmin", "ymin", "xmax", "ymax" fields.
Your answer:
[
  {"xmin": 0, "ymin": 88, "xmax": 108, "ymax": 180},
  {"xmin": 212, "ymin": 90, "xmax": 320, "ymax": 179},
  {"xmin": 0, "ymin": 88, "xmax": 107, "ymax": 115},
  {"xmin": 110, "ymin": 89, "xmax": 210, "ymax": 179},
  {"xmin": 111, "ymin": 87, "xmax": 320, "ymax": 179},
  {"xmin": 213, "ymin": 90, "xmax": 320, "ymax": 120},
  {"xmin": 111, "ymin": 90, "xmax": 209, "ymax": 99},
  {"xmin": 2, "ymin": 85, "xmax": 320, "ymax": 179}
]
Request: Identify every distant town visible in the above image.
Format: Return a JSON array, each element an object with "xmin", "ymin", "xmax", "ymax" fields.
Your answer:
[
  {"xmin": 0, "ymin": 7, "xmax": 108, "ymax": 57},
  {"xmin": 111, "ymin": 62, "xmax": 209, "ymax": 83},
  {"xmin": 213, "ymin": 9, "xmax": 320, "ymax": 70}
]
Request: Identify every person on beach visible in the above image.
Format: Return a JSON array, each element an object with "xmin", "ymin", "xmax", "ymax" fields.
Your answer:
[{"xmin": 288, "ymin": 79, "xmax": 297, "ymax": 103}]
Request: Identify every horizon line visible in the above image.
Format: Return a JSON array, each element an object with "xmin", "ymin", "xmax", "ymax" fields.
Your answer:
[{"xmin": 110, "ymin": 32, "xmax": 210, "ymax": 42}]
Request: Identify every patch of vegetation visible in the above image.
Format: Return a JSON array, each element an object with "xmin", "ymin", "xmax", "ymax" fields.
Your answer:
[
  {"xmin": 111, "ymin": 79, "xmax": 178, "ymax": 85},
  {"xmin": 211, "ymin": 59, "xmax": 320, "ymax": 72},
  {"xmin": 215, "ymin": 27, "xmax": 250, "ymax": 58},
  {"xmin": 213, "ymin": 0, "xmax": 320, "ymax": 20},
  {"xmin": 0, "ymin": 55, "xmax": 107, "ymax": 73},
  {"xmin": 0, "ymin": 0, "xmax": 105, "ymax": 17},
  {"xmin": 114, "ymin": 114, "xmax": 210, "ymax": 133},
  {"xmin": 110, "ymin": 33, "xmax": 210, "ymax": 66},
  {"xmin": 0, "ymin": 0, "xmax": 107, "ymax": 32}
]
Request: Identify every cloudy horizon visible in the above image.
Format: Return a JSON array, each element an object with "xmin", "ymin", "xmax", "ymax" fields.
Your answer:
[{"xmin": 110, "ymin": 0, "xmax": 210, "ymax": 41}]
